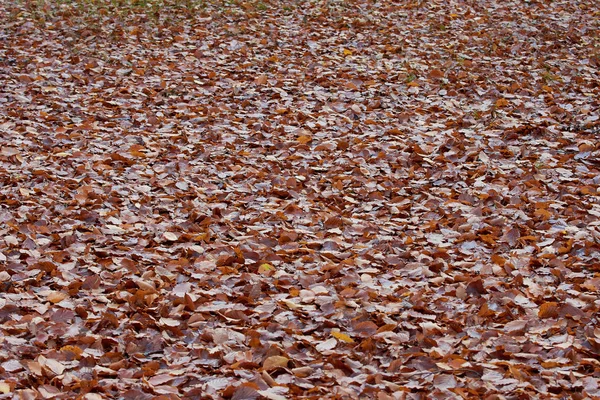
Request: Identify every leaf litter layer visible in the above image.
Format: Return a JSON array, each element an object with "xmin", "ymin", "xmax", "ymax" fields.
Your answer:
[{"xmin": 1, "ymin": 0, "xmax": 600, "ymax": 398}]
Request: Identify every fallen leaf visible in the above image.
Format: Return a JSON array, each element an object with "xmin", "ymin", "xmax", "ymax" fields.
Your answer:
[
  {"xmin": 43, "ymin": 359, "xmax": 65, "ymax": 375},
  {"xmin": 46, "ymin": 291, "xmax": 68, "ymax": 304},
  {"xmin": 0, "ymin": 382, "xmax": 11, "ymax": 394},
  {"xmin": 538, "ymin": 302, "xmax": 560, "ymax": 319},
  {"xmin": 262, "ymin": 356, "xmax": 289, "ymax": 371},
  {"xmin": 331, "ymin": 331, "xmax": 355, "ymax": 343},
  {"xmin": 163, "ymin": 232, "xmax": 179, "ymax": 241},
  {"xmin": 297, "ymin": 135, "xmax": 312, "ymax": 144},
  {"xmin": 255, "ymin": 75, "xmax": 268, "ymax": 85},
  {"xmin": 433, "ymin": 374, "xmax": 457, "ymax": 390},
  {"xmin": 314, "ymin": 338, "xmax": 337, "ymax": 352}
]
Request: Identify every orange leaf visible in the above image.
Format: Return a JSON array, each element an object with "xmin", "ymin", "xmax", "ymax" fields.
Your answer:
[
  {"xmin": 60, "ymin": 345, "xmax": 83, "ymax": 359},
  {"xmin": 128, "ymin": 144, "xmax": 146, "ymax": 157},
  {"xmin": 538, "ymin": 302, "xmax": 559, "ymax": 318},
  {"xmin": 479, "ymin": 234, "xmax": 496, "ymax": 245},
  {"xmin": 534, "ymin": 208, "xmax": 552, "ymax": 220},
  {"xmin": 558, "ymin": 239, "xmax": 573, "ymax": 254},
  {"xmin": 491, "ymin": 254, "xmax": 506, "ymax": 266},
  {"xmin": 478, "ymin": 302, "xmax": 495, "ymax": 317},
  {"xmin": 376, "ymin": 324, "xmax": 397, "ymax": 334},
  {"xmin": 297, "ymin": 135, "xmax": 312, "ymax": 144},
  {"xmin": 495, "ymin": 98, "xmax": 509, "ymax": 107}
]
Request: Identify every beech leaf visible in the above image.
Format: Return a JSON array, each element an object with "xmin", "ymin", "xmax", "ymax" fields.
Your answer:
[
  {"xmin": 1, "ymin": 1, "xmax": 598, "ymax": 397},
  {"xmin": 262, "ymin": 356, "xmax": 289, "ymax": 371}
]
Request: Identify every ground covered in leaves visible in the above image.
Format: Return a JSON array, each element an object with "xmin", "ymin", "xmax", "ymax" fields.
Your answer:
[{"xmin": 1, "ymin": 0, "xmax": 600, "ymax": 398}]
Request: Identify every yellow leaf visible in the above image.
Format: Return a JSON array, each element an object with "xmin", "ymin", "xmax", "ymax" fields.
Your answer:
[
  {"xmin": 60, "ymin": 345, "xmax": 83, "ymax": 358},
  {"xmin": 258, "ymin": 263, "xmax": 275, "ymax": 276},
  {"xmin": 0, "ymin": 382, "xmax": 10, "ymax": 394},
  {"xmin": 331, "ymin": 331, "xmax": 354, "ymax": 343},
  {"xmin": 343, "ymin": 48, "xmax": 353, "ymax": 56}
]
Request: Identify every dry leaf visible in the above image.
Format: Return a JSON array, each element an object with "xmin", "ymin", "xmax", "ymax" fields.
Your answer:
[
  {"xmin": 163, "ymin": 232, "xmax": 178, "ymax": 241},
  {"xmin": 315, "ymin": 338, "xmax": 337, "ymax": 352},
  {"xmin": 0, "ymin": 382, "xmax": 11, "ymax": 394},
  {"xmin": 1, "ymin": 1, "xmax": 598, "ymax": 397},
  {"xmin": 46, "ymin": 291, "xmax": 68, "ymax": 304},
  {"xmin": 331, "ymin": 331, "xmax": 355, "ymax": 343},
  {"xmin": 297, "ymin": 135, "xmax": 312, "ymax": 144},
  {"xmin": 255, "ymin": 75, "xmax": 268, "ymax": 85},
  {"xmin": 433, "ymin": 374, "xmax": 457, "ymax": 390},
  {"xmin": 538, "ymin": 302, "xmax": 560, "ymax": 319},
  {"xmin": 159, "ymin": 317, "xmax": 180, "ymax": 327},
  {"xmin": 43, "ymin": 359, "xmax": 65, "ymax": 375},
  {"xmin": 262, "ymin": 356, "xmax": 289, "ymax": 371}
]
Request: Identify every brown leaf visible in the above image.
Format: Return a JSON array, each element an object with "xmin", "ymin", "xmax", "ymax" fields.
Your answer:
[
  {"xmin": 353, "ymin": 321, "xmax": 379, "ymax": 337},
  {"xmin": 297, "ymin": 135, "xmax": 312, "ymax": 144},
  {"xmin": 466, "ymin": 278, "xmax": 487, "ymax": 296},
  {"xmin": 433, "ymin": 374, "xmax": 457, "ymax": 390},
  {"xmin": 147, "ymin": 373, "xmax": 174, "ymax": 386},
  {"xmin": 495, "ymin": 98, "xmax": 509, "ymax": 107},
  {"xmin": 254, "ymin": 75, "xmax": 268, "ymax": 85},
  {"xmin": 262, "ymin": 356, "xmax": 289, "ymax": 371},
  {"xmin": 46, "ymin": 291, "xmax": 68, "ymax": 304},
  {"xmin": 428, "ymin": 69, "xmax": 444, "ymax": 79},
  {"xmin": 232, "ymin": 384, "xmax": 260, "ymax": 400},
  {"xmin": 538, "ymin": 302, "xmax": 559, "ymax": 319}
]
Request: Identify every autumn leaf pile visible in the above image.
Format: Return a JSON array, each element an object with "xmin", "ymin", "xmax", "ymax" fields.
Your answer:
[{"xmin": 1, "ymin": 0, "xmax": 600, "ymax": 398}]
